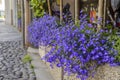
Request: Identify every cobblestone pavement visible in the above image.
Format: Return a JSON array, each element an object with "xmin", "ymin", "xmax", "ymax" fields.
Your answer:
[{"xmin": 0, "ymin": 22, "xmax": 36, "ymax": 80}]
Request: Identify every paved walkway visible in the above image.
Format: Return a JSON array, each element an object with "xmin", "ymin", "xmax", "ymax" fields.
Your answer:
[
  {"xmin": 27, "ymin": 47, "xmax": 54, "ymax": 80},
  {"xmin": 0, "ymin": 22, "xmax": 21, "ymax": 41},
  {"xmin": 0, "ymin": 22, "xmax": 35, "ymax": 80}
]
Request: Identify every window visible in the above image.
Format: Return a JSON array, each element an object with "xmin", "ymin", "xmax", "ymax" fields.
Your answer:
[{"xmin": 56, "ymin": 0, "xmax": 60, "ymax": 5}]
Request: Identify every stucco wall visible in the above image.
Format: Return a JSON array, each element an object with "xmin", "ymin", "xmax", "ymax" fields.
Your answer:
[
  {"xmin": 5, "ymin": 0, "xmax": 17, "ymax": 26},
  {"xmin": 5, "ymin": 0, "xmax": 11, "ymax": 24},
  {"xmin": 12, "ymin": 0, "xmax": 18, "ymax": 27}
]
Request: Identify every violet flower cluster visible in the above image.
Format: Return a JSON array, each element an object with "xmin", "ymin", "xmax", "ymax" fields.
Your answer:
[
  {"xmin": 28, "ymin": 15, "xmax": 59, "ymax": 47},
  {"xmin": 28, "ymin": 14, "xmax": 118, "ymax": 80}
]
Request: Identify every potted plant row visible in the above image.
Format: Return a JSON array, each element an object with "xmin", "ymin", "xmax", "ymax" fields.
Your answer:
[{"xmin": 28, "ymin": 14, "xmax": 120, "ymax": 80}]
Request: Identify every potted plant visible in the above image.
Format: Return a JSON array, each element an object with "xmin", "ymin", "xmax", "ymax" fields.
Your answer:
[{"xmin": 28, "ymin": 13, "xmax": 120, "ymax": 80}]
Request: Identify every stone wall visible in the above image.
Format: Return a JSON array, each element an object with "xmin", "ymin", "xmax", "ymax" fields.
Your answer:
[{"xmin": 5, "ymin": 0, "xmax": 12, "ymax": 25}]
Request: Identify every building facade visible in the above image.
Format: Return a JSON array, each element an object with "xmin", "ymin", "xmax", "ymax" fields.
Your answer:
[
  {"xmin": 0, "ymin": 0, "xmax": 5, "ymax": 17},
  {"xmin": 5, "ymin": 0, "xmax": 18, "ymax": 26}
]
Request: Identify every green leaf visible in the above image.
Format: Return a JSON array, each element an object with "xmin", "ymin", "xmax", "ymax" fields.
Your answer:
[{"xmin": 30, "ymin": 0, "xmax": 47, "ymax": 18}]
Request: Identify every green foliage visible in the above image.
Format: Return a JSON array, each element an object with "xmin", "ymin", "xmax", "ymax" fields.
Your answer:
[
  {"xmin": 17, "ymin": 3, "xmax": 21, "ymax": 19},
  {"xmin": 22, "ymin": 54, "xmax": 32, "ymax": 63},
  {"xmin": 107, "ymin": 25, "xmax": 120, "ymax": 62},
  {"xmin": 75, "ymin": 20, "xmax": 80, "ymax": 27},
  {"xmin": 30, "ymin": 64, "xmax": 34, "ymax": 69},
  {"xmin": 22, "ymin": 54, "xmax": 34, "ymax": 69},
  {"xmin": 0, "ymin": 16, "xmax": 4, "ymax": 18},
  {"xmin": 18, "ymin": 11, "xmax": 21, "ymax": 19},
  {"xmin": 109, "ymin": 34, "xmax": 120, "ymax": 62},
  {"xmin": 30, "ymin": 0, "xmax": 47, "ymax": 18}
]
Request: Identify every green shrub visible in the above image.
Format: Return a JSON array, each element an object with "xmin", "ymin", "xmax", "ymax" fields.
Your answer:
[
  {"xmin": 30, "ymin": 0, "xmax": 47, "ymax": 18},
  {"xmin": 30, "ymin": 64, "xmax": 34, "ymax": 69},
  {"xmin": 22, "ymin": 54, "xmax": 32, "ymax": 63}
]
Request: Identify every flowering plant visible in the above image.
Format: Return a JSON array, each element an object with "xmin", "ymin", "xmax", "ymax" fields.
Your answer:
[
  {"xmin": 44, "ymin": 19, "xmax": 117, "ymax": 80},
  {"xmin": 28, "ymin": 14, "xmax": 119, "ymax": 80},
  {"xmin": 28, "ymin": 15, "xmax": 59, "ymax": 47}
]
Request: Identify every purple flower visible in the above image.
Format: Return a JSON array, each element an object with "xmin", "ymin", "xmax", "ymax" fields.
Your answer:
[{"xmin": 28, "ymin": 13, "xmax": 118, "ymax": 80}]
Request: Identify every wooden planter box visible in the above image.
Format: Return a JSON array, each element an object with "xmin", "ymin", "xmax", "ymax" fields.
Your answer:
[{"xmin": 39, "ymin": 46, "xmax": 120, "ymax": 80}]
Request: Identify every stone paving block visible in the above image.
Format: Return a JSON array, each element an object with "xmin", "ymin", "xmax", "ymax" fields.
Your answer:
[{"xmin": 0, "ymin": 22, "xmax": 36, "ymax": 80}]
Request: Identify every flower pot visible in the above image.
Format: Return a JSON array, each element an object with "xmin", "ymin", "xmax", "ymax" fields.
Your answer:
[
  {"xmin": 64, "ymin": 64, "xmax": 120, "ymax": 80},
  {"xmin": 39, "ymin": 46, "xmax": 120, "ymax": 80},
  {"xmin": 39, "ymin": 46, "xmax": 52, "ymax": 63},
  {"xmin": 39, "ymin": 46, "xmax": 46, "ymax": 58},
  {"xmin": 39, "ymin": 45, "xmax": 62, "ymax": 80},
  {"xmin": 88, "ymin": 64, "xmax": 120, "ymax": 80}
]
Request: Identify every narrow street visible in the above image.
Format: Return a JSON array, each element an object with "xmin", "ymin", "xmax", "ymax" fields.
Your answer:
[{"xmin": 0, "ymin": 21, "xmax": 35, "ymax": 80}]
